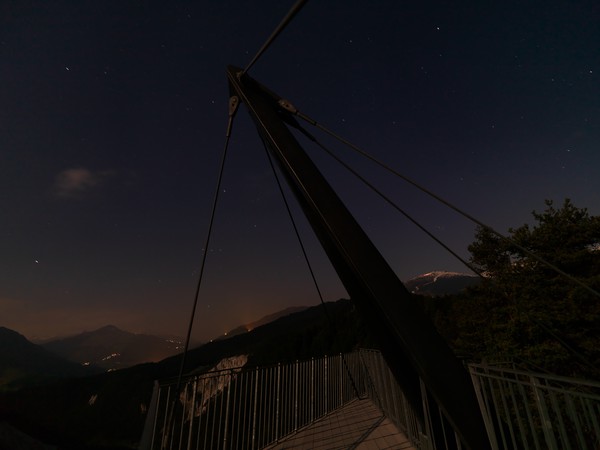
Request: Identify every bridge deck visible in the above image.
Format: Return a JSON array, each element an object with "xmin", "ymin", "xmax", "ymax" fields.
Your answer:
[{"xmin": 265, "ymin": 398, "xmax": 416, "ymax": 450}]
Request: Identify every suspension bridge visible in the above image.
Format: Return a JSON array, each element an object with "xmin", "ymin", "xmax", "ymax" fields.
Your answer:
[{"xmin": 141, "ymin": 2, "xmax": 600, "ymax": 448}]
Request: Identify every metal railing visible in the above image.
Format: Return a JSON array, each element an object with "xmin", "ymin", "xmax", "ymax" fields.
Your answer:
[
  {"xmin": 359, "ymin": 349, "xmax": 466, "ymax": 450},
  {"xmin": 141, "ymin": 351, "xmax": 427, "ymax": 450},
  {"xmin": 359, "ymin": 349, "xmax": 428, "ymax": 449},
  {"xmin": 469, "ymin": 363, "xmax": 600, "ymax": 450},
  {"xmin": 144, "ymin": 353, "xmax": 371, "ymax": 450},
  {"xmin": 142, "ymin": 350, "xmax": 600, "ymax": 450},
  {"xmin": 142, "ymin": 350, "xmax": 474, "ymax": 450}
]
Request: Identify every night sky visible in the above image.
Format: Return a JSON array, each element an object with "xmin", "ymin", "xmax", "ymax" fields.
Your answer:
[{"xmin": 1, "ymin": 1, "xmax": 599, "ymax": 342}]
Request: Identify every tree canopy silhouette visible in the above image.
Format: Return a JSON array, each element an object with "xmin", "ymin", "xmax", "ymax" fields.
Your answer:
[{"xmin": 438, "ymin": 199, "xmax": 600, "ymax": 377}]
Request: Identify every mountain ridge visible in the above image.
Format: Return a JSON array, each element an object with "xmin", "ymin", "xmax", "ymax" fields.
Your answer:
[
  {"xmin": 41, "ymin": 325, "xmax": 184, "ymax": 370},
  {"xmin": 0, "ymin": 327, "xmax": 98, "ymax": 391},
  {"xmin": 217, "ymin": 306, "xmax": 309, "ymax": 340},
  {"xmin": 0, "ymin": 299, "xmax": 364, "ymax": 449},
  {"xmin": 40, "ymin": 305, "xmax": 314, "ymax": 370}
]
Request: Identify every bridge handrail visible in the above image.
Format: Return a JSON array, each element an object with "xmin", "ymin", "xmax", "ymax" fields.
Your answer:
[
  {"xmin": 469, "ymin": 363, "xmax": 600, "ymax": 450},
  {"xmin": 142, "ymin": 350, "xmax": 445, "ymax": 450},
  {"xmin": 144, "ymin": 352, "xmax": 372, "ymax": 450}
]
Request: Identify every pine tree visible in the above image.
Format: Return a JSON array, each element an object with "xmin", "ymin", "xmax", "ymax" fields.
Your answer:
[{"xmin": 450, "ymin": 199, "xmax": 600, "ymax": 377}]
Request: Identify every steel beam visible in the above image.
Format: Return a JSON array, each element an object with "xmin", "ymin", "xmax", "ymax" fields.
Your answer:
[{"xmin": 226, "ymin": 66, "xmax": 491, "ymax": 450}]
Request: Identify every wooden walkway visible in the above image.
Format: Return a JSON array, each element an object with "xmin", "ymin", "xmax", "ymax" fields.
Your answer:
[{"xmin": 265, "ymin": 398, "xmax": 416, "ymax": 450}]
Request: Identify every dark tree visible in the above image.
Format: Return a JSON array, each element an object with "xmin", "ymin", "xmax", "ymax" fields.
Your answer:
[{"xmin": 448, "ymin": 200, "xmax": 600, "ymax": 377}]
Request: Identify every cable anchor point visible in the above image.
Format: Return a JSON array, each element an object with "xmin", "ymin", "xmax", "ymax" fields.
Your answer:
[
  {"xmin": 225, "ymin": 96, "xmax": 240, "ymax": 137},
  {"xmin": 278, "ymin": 98, "xmax": 298, "ymax": 114},
  {"xmin": 229, "ymin": 96, "xmax": 240, "ymax": 116}
]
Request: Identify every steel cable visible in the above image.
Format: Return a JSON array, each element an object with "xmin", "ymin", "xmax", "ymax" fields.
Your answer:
[
  {"xmin": 287, "ymin": 106, "xmax": 600, "ymax": 299},
  {"xmin": 258, "ymin": 134, "xmax": 362, "ymax": 399},
  {"xmin": 292, "ymin": 123, "xmax": 485, "ymax": 279},
  {"xmin": 176, "ymin": 96, "xmax": 240, "ymax": 391},
  {"xmin": 243, "ymin": 0, "xmax": 309, "ymax": 75},
  {"xmin": 288, "ymin": 109, "xmax": 600, "ymax": 372}
]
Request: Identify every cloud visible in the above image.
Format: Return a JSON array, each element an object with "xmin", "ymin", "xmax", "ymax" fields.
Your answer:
[{"xmin": 54, "ymin": 167, "xmax": 115, "ymax": 198}]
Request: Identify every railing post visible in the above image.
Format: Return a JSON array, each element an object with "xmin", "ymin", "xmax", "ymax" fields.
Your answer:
[
  {"xmin": 251, "ymin": 368, "xmax": 258, "ymax": 450},
  {"xmin": 186, "ymin": 379, "xmax": 197, "ymax": 450},
  {"xmin": 565, "ymin": 394, "xmax": 586, "ymax": 449},
  {"xmin": 234, "ymin": 371, "xmax": 243, "ymax": 449},
  {"xmin": 179, "ymin": 382, "xmax": 188, "ymax": 450},
  {"xmin": 207, "ymin": 375, "xmax": 217, "ymax": 450},
  {"xmin": 294, "ymin": 360, "xmax": 299, "ymax": 432},
  {"xmin": 339, "ymin": 354, "xmax": 343, "ymax": 407},
  {"xmin": 275, "ymin": 363, "xmax": 281, "ymax": 442},
  {"xmin": 164, "ymin": 386, "xmax": 174, "ymax": 450},
  {"xmin": 285, "ymin": 363, "xmax": 290, "ymax": 437},
  {"xmin": 222, "ymin": 371, "xmax": 232, "ymax": 450},
  {"xmin": 468, "ymin": 367, "xmax": 499, "ymax": 450},
  {"xmin": 310, "ymin": 357, "xmax": 315, "ymax": 423},
  {"xmin": 140, "ymin": 380, "xmax": 160, "ymax": 450},
  {"xmin": 531, "ymin": 375, "xmax": 558, "ymax": 449},
  {"xmin": 324, "ymin": 356, "xmax": 328, "ymax": 414}
]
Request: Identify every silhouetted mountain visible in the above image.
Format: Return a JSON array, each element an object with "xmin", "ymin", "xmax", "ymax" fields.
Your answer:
[
  {"xmin": 0, "ymin": 299, "xmax": 368, "ymax": 449},
  {"xmin": 42, "ymin": 325, "xmax": 183, "ymax": 370},
  {"xmin": 217, "ymin": 306, "xmax": 308, "ymax": 340},
  {"xmin": 0, "ymin": 327, "xmax": 97, "ymax": 392},
  {"xmin": 404, "ymin": 271, "xmax": 480, "ymax": 297}
]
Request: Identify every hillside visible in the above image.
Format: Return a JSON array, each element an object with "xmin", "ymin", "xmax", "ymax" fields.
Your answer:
[
  {"xmin": 217, "ymin": 306, "xmax": 308, "ymax": 340},
  {"xmin": 0, "ymin": 327, "xmax": 98, "ymax": 392},
  {"xmin": 42, "ymin": 325, "xmax": 183, "ymax": 370},
  {"xmin": 0, "ymin": 299, "xmax": 371, "ymax": 449}
]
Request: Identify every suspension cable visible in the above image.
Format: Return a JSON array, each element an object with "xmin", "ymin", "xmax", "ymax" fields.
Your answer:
[
  {"xmin": 260, "ymin": 137, "xmax": 327, "ymax": 312},
  {"xmin": 292, "ymin": 124, "xmax": 484, "ymax": 278},
  {"xmin": 290, "ymin": 118, "xmax": 599, "ymax": 372},
  {"xmin": 281, "ymin": 102, "xmax": 600, "ymax": 299},
  {"xmin": 175, "ymin": 96, "xmax": 240, "ymax": 391},
  {"xmin": 243, "ymin": 0, "xmax": 309, "ymax": 75},
  {"xmin": 258, "ymin": 134, "xmax": 362, "ymax": 398}
]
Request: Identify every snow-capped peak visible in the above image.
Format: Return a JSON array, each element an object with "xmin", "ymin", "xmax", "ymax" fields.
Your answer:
[
  {"xmin": 404, "ymin": 271, "xmax": 480, "ymax": 297},
  {"xmin": 420, "ymin": 271, "xmax": 477, "ymax": 282}
]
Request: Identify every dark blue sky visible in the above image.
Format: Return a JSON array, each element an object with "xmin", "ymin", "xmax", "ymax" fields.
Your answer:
[{"xmin": 1, "ymin": 1, "xmax": 598, "ymax": 341}]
